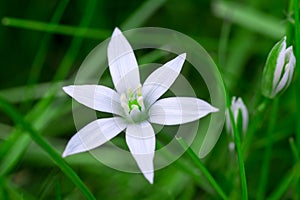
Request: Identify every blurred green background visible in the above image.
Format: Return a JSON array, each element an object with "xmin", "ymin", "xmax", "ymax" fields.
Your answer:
[{"xmin": 0, "ymin": 0, "xmax": 298, "ymax": 199}]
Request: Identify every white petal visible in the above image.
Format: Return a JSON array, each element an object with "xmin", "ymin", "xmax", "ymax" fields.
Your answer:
[
  {"xmin": 225, "ymin": 109, "xmax": 232, "ymax": 134},
  {"xmin": 274, "ymin": 69, "xmax": 289, "ymax": 95},
  {"xmin": 126, "ymin": 121, "xmax": 155, "ymax": 184},
  {"xmin": 284, "ymin": 46, "xmax": 296, "ymax": 86},
  {"xmin": 231, "ymin": 96, "xmax": 238, "ymax": 121},
  {"xmin": 107, "ymin": 27, "xmax": 140, "ymax": 94},
  {"xmin": 236, "ymin": 97, "xmax": 248, "ymax": 133},
  {"xmin": 62, "ymin": 117, "xmax": 127, "ymax": 157},
  {"xmin": 142, "ymin": 53, "xmax": 186, "ymax": 108},
  {"xmin": 274, "ymin": 46, "xmax": 296, "ymax": 95},
  {"xmin": 63, "ymin": 85, "xmax": 123, "ymax": 116},
  {"xmin": 148, "ymin": 97, "xmax": 218, "ymax": 125},
  {"xmin": 286, "ymin": 46, "xmax": 296, "ymax": 69},
  {"xmin": 273, "ymin": 36, "xmax": 287, "ymax": 89}
]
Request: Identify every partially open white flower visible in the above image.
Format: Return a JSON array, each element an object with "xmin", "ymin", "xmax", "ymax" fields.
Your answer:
[
  {"xmin": 226, "ymin": 97, "xmax": 248, "ymax": 135},
  {"xmin": 62, "ymin": 28, "xmax": 218, "ymax": 184},
  {"xmin": 261, "ymin": 36, "xmax": 296, "ymax": 99}
]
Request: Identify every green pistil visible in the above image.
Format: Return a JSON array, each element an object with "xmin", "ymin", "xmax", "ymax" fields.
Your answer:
[{"xmin": 128, "ymin": 98, "xmax": 142, "ymax": 111}]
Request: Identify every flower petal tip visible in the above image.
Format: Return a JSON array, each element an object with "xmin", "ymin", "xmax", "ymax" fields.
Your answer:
[
  {"xmin": 62, "ymin": 146, "xmax": 80, "ymax": 158},
  {"xmin": 62, "ymin": 149, "xmax": 69, "ymax": 158},
  {"xmin": 179, "ymin": 53, "xmax": 187, "ymax": 60},
  {"xmin": 144, "ymin": 172, "xmax": 154, "ymax": 184},
  {"xmin": 211, "ymin": 106, "xmax": 219, "ymax": 113},
  {"xmin": 112, "ymin": 27, "xmax": 122, "ymax": 36},
  {"xmin": 62, "ymin": 86, "xmax": 74, "ymax": 96}
]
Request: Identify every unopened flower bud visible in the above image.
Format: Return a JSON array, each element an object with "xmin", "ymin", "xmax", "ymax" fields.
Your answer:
[
  {"xmin": 261, "ymin": 36, "xmax": 296, "ymax": 99},
  {"xmin": 226, "ymin": 97, "xmax": 248, "ymax": 135}
]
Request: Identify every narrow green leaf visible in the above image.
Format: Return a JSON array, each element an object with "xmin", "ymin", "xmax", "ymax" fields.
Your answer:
[
  {"xmin": 0, "ymin": 97, "xmax": 96, "ymax": 200},
  {"xmin": 257, "ymin": 98, "xmax": 279, "ymax": 200},
  {"xmin": 267, "ymin": 164, "xmax": 300, "ymax": 200},
  {"xmin": 226, "ymin": 94, "xmax": 248, "ymax": 200},
  {"xmin": 176, "ymin": 137, "xmax": 228, "ymax": 200},
  {"xmin": 0, "ymin": 0, "xmax": 97, "ymax": 177},
  {"xmin": 212, "ymin": 1, "xmax": 284, "ymax": 38},
  {"xmin": 2, "ymin": 17, "xmax": 110, "ymax": 40},
  {"xmin": 121, "ymin": 0, "xmax": 168, "ymax": 29}
]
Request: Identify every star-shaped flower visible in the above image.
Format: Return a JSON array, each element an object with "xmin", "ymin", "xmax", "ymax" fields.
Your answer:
[{"xmin": 62, "ymin": 27, "xmax": 218, "ymax": 183}]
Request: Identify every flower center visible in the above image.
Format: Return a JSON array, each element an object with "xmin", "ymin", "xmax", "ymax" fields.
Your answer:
[
  {"xmin": 120, "ymin": 85, "xmax": 147, "ymax": 123},
  {"xmin": 128, "ymin": 98, "xmax": 142, "ymax": 111}
]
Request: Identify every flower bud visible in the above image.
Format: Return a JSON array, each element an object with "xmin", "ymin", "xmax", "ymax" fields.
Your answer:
[
  {"xmin": 226, "ymin": 97, "xmax": 248, "ymax": 135},
  {"xmin": 261, "ymin": 36, "xmax": 296, "ymax": 99}
]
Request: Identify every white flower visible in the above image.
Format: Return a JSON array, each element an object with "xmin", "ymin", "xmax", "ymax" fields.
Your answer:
[
  {"xmin": 226, "ymin": 97, "xmax": 248, "ymax": 135},
  {"xmin": 62, "ymin": 27, "xmax": 218, "ymax": 184},
  {"xmin": 261, "ymin": 36, "xmax": 296, "ymax": 99}
]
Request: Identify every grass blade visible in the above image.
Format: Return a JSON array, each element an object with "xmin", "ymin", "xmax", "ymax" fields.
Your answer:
[
  {"xmin": 2, "ymin": 17, "xmax": 110, "ymax": 40},
  {"xmin": 226, "ymin": 94, "xmax": 248, "ymax": 200},
  {"xmin": 121, "ymin": 0, "xmax": 168, "ymax": 29},
  {"xmin": 0, "ymin": 0, "xmax": 97, "ymax": 176},
  {"xmin": 257, "ymin": 98, "xmax": 279, "ymax": 200},
  {"xmin": 212, "ymin": 1, "xmax": 284, "ymax": 39},
  {"xmin": 0, "ymin": 97, "xmax": 96, "ymax": 200},
  {"xmin": 176, "ymin": 137, "xmax": 228, "ymax": 200}
]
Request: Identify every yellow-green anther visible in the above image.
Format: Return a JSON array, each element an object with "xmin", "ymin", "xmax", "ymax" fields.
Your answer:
[
  {"xmin": 127, "ymin": 88, "xmax": 134, "ymax": 98},
  {"xmin": 137, "ymin": 84, "xmax": 142, "ymax": 96}
]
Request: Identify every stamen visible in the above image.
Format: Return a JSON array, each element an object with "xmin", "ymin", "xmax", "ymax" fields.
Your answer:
[
  {"xmin": 137, "ymin": 84, "xmax": 142, "ymax": 96},
  {"xmin": 120, "ymin": 93, "xmax": 129, "ymax": 114},
  {"xmin": 120, "ymin": 93, "xmax": 127, "ymax": 103},
  {"xmin": 121, "ymin": 102, "xmax": 129, "ymax": 114},
  {"xmin": 137, "ymin": 96, "xmax": 144, "ymax": 108},
  {"xmin": 127, "ymin": 88, "xmax": 133, "ymax": 99}
]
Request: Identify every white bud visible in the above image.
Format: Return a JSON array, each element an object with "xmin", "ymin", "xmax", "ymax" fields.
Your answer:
[
  {"xmin": 261, "ymin": 36, "xmax": 296, "ymax": 99},
  {"xmin": 226, "ymin": 97, "xmax": 249, "ymax": 135}
]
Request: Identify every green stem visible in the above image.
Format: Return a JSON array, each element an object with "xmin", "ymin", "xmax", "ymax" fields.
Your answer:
[
  {"xmin": 267, "ymin": 164, "xmax": 300, "ymax": 200},
  {"xmin": 227, "ymin": 95, "xmax": 248, "ymax": 200},
  {"xmin": 0, "ymin": 98, "xmax": 96, "ymax": 200},
  {"xmin": 0, "ymin": 0, "xmax": 69, "ymax": 160},
  {"xmin": 242, "ymin": 97, "xmax": 270, "ymax": 158},
  {"xmin": 176, "ymin": 137, "xmax": 228, "ymax": 200},
  {"xmin": 289, "ymin": 137, "xmax": 300, "ymax": 165},
  {"xmin": 156, "ymin": 141, "xmax": 214, "ymax": 190},
  {"xmin": 294, "ymin": 0, "xmax": 300, "ymax": 158},
  {"xmin": 23, "ymin": 0, "xmax": 70, "ymax": 109},
  {"xmin": 218, "ymin": 20, "xmax": 231, "ymax": 68},
  {"xmin": 2, "ymin": 17, "xmax": 110, "ymax": 40},
  {"xmin": 293, "ymin": 0, "xmax": 300, "ymax": 197},
  {"xmin": 0, "ymin": 0, "xmax": 97, "ymax": 175},
  {"xmin": 286, "ymin": 0, "xmax": 295, "ymax": 45},
  {"xmin": 256, "ymin": 97, "xmax": 279, "ymax": 200},
  {"xmin": 14, "ymin": 3, "xmax": 70, "ymax": 171},
  {"xmin": 121, "ymin": 0, "xmax": 167, "ymax": 29},
  {"xmin": 289, "ymin": 138, "xmax": 300, "ymax": 199}
]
